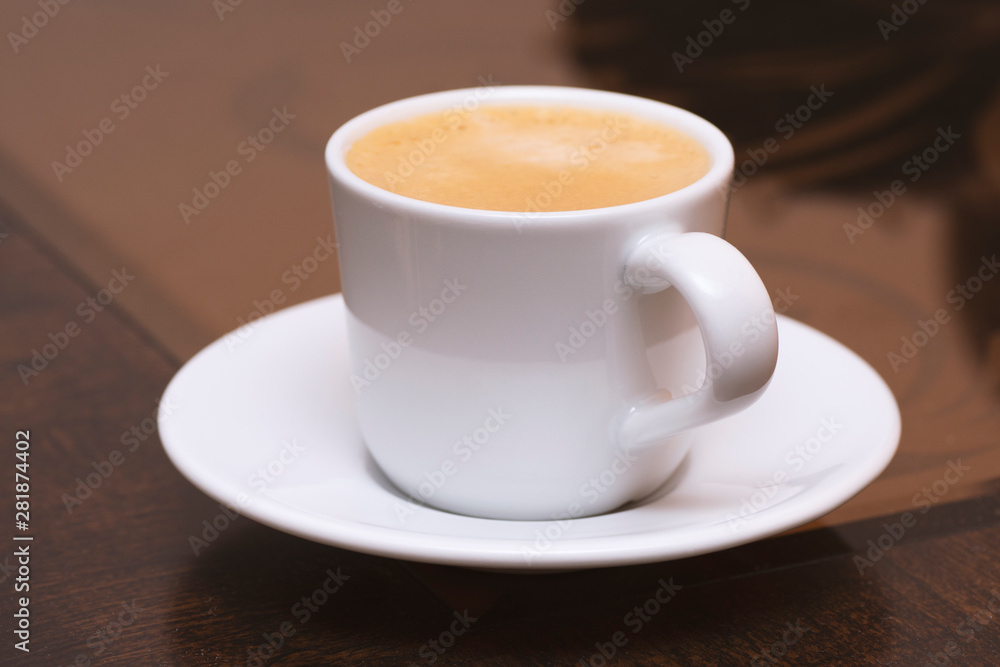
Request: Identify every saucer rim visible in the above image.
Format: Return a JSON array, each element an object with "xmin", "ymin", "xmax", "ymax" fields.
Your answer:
[{"xmin": 159, "ymin": 295, "xmax": 900, "ymax": 570}]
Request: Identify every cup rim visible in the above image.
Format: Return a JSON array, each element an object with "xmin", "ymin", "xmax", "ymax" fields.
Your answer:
[{"xmin": 325, "ymin": 85, "xmax": 734, "ymax": 229}]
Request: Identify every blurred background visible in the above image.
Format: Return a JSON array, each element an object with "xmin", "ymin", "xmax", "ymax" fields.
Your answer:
[{"xmin": 3, "ymin": 0, "xmax": 1000, "ymax": 527}]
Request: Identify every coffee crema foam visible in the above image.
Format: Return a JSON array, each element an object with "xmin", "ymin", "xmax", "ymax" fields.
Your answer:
[{"xmin": 345, "ymin": 105, "xmax": 711, "ymax": 212}]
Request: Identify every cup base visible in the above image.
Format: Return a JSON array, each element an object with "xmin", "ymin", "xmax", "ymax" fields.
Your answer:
[{"xmin": 368, "ymin": 435, "xmax": 694, "ymax": 522}]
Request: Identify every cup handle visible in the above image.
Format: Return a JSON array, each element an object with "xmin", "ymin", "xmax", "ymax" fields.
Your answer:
[{"xmin": 619, "ymin": 232, "xmax": 779, "ymax": 450}]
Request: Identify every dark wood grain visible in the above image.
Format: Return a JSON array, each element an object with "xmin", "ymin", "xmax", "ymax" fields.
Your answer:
[{"xmin": 4, "ymin": 208, "xmax": 1000, "ymax": 666}]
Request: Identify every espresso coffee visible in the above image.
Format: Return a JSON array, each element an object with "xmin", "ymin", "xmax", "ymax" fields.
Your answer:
[{"xmin": 345, "ymin": 105, "xmax": 711, "ymax": 212}]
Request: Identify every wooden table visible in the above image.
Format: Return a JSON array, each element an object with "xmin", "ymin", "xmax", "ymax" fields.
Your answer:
[
  {"xmin": 4, "ymin": 208, "xmax": 1000, "ymax": 667},
  {"xmin": 4, "ymin": 1, "xmax": 1000, "ymax": 665}
]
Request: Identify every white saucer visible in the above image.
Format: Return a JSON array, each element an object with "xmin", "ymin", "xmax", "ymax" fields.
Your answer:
[{"xmin": 159, "ymin": 295, "xmax": 900, "ymax": 571}]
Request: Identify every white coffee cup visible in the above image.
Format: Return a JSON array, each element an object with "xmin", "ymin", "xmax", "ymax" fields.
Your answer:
[{"xmin": 326, "ymin": 86, "xmax": 778, "ymax": 521}]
